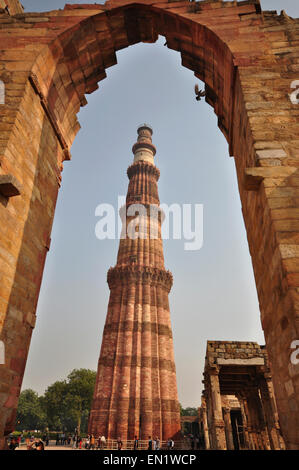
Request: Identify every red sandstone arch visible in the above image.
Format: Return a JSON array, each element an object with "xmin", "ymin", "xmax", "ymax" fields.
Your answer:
[{"xmin": 0, "ymin": 0, "xmax": 298, "ymax": 449}]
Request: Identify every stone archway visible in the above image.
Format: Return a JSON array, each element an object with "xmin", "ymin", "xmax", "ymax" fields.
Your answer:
[{"xmin": 0, "ymin": 0, "xmax": 298, "ymax": 449}]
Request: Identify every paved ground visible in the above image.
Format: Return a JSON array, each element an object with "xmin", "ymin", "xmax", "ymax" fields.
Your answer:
[{"xmin": 17, "ymin": 444, "xmax": 78, "ymax": 451}]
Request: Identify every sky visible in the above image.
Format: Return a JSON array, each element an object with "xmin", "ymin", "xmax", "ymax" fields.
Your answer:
[{"xmin": 20, "ymin": 1, "xmax": 299, "ymax": 407}]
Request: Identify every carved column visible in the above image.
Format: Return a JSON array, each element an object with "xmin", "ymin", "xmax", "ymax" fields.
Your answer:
[
  {"xmin": 206, "ymin": 366, "xmax": 226, "ymax": 450},
  {"xmin": 201, "ymin": 394, "xmax": 210, "ymax": 450},
  {"xmin": 242, "ymin": 392, "xmax": 258, "ymax": 450},
  {"xmin": 236, "ymin": 394, "xmax": 251, "ymax": 450},
  {"xmin": 259, "ymin": 373, "xmax": 285, "ymax": 450},
  {"xmin": 246, "ymin": 387, "xmax": 271, "ymax": 450},
  {"xmin": 223, "ymin": 406, "xmax": 234, "ymax": 450}
]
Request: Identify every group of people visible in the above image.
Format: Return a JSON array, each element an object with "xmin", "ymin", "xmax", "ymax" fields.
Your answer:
[
  {"xmin": 77, "ymin": 434, "xmax": 175, "ymax": 450},
  {"xmin": 8, "ymin": 432, "xmax": 177, "ymax": 450},
  {"xmin": 8, "ymin": 434, "xmax": 46, "ymax": 451},
  {"xmin": 147, "ymin": 436, "xmax": 174, "ymax": 450},
  {"xmin": 72, "ymin": 434, "xmax": 107, "ymax": 450},
  {"xmin": 83, "ymin": 434, "xmax": 106, "ymax": 450},
  {"xmin": 55, "ymin": 433, "xmax": 71, "ymax": 446},
  {"xmin": 115, "ymin": 436, "xmax": 174, "ymax": 450}
]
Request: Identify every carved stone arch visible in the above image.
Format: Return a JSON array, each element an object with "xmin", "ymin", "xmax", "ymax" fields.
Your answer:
[
  {"xmin": 0, "ymin": 0, "xmax": 298, "ymax": 449},
  {"xmin": 30, "ymin": 3, "xmax": 238, "ymax": 154}
]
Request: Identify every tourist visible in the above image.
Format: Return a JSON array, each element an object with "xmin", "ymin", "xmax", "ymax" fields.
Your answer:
[
  {"xmin": 35, "ymin": 438, "xmax": 45, "ymax": 451},
  {"xmin": 90, "ymin": 434, "xmax": 95, "ymax": 450},
  {"xmin": 154, "ymin": 437, "xmax": 160, "ymax": 450},
  {"xmin": 117, "ymin": 437, "xmax": 123, "ymax": 450},
  {"xmin": 167, "ymin": 438, "xmax": 174, "ymax": 450},
  {"xmin": 56, "ymin": 433, "xmax": 59, "ymax": 445},
  {"xmin": 148, "ymin": 436, "xmax": 152, "ymax": 450},
  {"xmin": 100, "ymin": 435, "xmax": 106, "ymax": 449},
  {"xmin": 85, "ymin": 435, "xmax": 90, "ymax": 449},
  {"xmin": 134, "ymin": 435, "xmax": 139, "ymax": 450},
  {"xmin": 8, "ymin": 437, "xmax": 18, "ymax": 450},
  {"xmin": 27, "ymin": 438, "xmax": 44, "ymax": 451}
]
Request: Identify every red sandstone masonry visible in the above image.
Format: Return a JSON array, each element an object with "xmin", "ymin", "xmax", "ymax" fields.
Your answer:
[
  {"xmin": 89, "ymin": 127, "xmax": 181, "ymax": 440},
  {"xmin": 0, "ymin": 0, "xmax": 298, "ymax": 449}
]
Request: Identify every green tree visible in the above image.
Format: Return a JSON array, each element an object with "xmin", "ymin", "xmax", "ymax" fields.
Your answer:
[
  {"xmin": 42, "ymin": 380, "xmax": 68, "ymax": 431},
  {"xmin": 180, "ymin": 405, "xmax": 198, "ymax": 416},
  {"xmin": 42, "ymin": 369, "xmax": 96, "ymax": 434},
  {"xmin": 16, "ymin": 389, "xmax": 46, "ymax": 431},
  {"xmin": 65, "ymin": 369, "xmax": 96, "ymax": 434}
]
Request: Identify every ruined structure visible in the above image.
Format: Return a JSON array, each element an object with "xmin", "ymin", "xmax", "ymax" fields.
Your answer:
[
  {"xmin": 200, "ymin": 341, "xmax": 286, "ymax": 450},
  {"xmin": 0, "ymin": 0, "xmax": 299, "ymax": 449},
  {"xmin": 88, "ymin": 125, "xmax": 181, "ymax": 440}
]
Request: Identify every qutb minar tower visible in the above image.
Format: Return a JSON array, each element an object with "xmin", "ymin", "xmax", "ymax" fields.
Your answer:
[{"xmin": 89, "ymin": 125, "xmax": 181, "ymax": 441}]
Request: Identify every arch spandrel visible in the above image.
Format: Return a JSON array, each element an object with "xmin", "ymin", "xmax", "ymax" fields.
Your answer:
[{"xmin": 0, "ymin": 0, "xmax": 299, "ymax": 449}]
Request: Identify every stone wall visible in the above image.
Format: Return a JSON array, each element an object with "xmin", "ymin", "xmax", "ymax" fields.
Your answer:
[{"xmin": 205, "ymin": 341, "xmax": 268, "ymax": 366}]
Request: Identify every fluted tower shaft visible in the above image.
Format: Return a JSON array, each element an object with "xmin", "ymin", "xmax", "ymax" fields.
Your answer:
[{"xmin": 89, "ymin": 125, "xmax": 181, "ymax": 441}]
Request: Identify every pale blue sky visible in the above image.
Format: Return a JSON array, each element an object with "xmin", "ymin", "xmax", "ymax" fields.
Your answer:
[{"xmin": 21, "ymin": 1, "xmax": 298, "ymax": 407}]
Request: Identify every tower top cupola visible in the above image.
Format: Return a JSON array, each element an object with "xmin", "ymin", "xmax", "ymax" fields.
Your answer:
[{"xmin": 132, "ymin": 123, "xmax": 156, "ymax": 165}]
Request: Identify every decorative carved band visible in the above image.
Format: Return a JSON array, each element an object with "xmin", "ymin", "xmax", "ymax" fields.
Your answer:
[
  {"xmin": 107, "ymin": 265, "xmax": 173, "ymax": 291},
  {"xmin": 132, "ymin": 141, "xmax": 156, "ymax": 156},
  {"xmin": 104, "ymin": 321, "xmax": 173, "ymax": 338},
  {"xmin": 99, "ymin": 354, "xmax": 176, "ymax": 372},
  {"xmin": 127, "ymin": 161, "xmax": 160, "ymax": 181},
  {"xmin": 91, "ymin": 397, "xmax": 180, "ymax": 413}
]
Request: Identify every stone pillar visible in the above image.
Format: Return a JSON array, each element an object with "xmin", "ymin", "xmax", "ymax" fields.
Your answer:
[
  {"xmin": 246, "ymin": 388, "xmax": 271, "ymax": 450},
  {"xmin": 236, "ymin": 394, "xmax": 251, "ymax": 450},
  {"xmin": 207, "ymin": 366, "xmax": 226, "ymax": 450},
  {"xmin": 242, "ymin": 393, "xmax": 257, "ymax": 450},
  {"xmin": 201, "ymin": 395, "xmax": 210, "ymax": 450},
  {"xmin": 259, "ymin": 373, "xmax": 285, "ymax": 450},
  {"xmin": 223, "ymin": 407, "xmax": 234, "ymax": 450}
]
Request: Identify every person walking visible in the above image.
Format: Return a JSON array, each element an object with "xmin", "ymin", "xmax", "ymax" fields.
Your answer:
[
  {"xmin": 167, "ymin": 438, "xmax": 174, "ymax": 450},
  {"xmin": 90, "ymin": 434, "xmax": 95, "ymax": 450},
  {"xmin": 100, "ymin": 435, "xmax": 106, "ymax": 449},
  {"xmin": 133, "ymin": 435, "xmax": 139, "ymax": 450},
  {"xmin": 117, "ymin": 437, "xmax": 123, "ymax": 450},
  {"xmin": 148, "ymin": 436, "xmax": 153, "ymax": 450},
  {"xmin": 154, "ymin": 437, "xmax": 160, "ymax": 450}
]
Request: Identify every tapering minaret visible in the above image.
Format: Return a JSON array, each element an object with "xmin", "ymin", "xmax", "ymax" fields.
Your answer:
[{"xmin": 89, "ymin": 125, "xmax": 181, "ymax": 441}]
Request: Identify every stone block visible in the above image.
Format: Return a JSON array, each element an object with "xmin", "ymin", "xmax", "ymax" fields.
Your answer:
[{"xmin": 0, "ymin": 174, "xmax": 21, "ymax": 197}]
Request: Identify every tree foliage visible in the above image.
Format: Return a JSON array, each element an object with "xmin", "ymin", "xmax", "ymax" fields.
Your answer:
[
  {"xmin": 16, "ymin": 389, "xmax": 46, "ymax": 431},
  {"xmin": 16, "ymin": 369, "xmax": 96, "ymax": 433},
  {"xmin": 180, "ymin": 405, "xmax": 198, "ymax": 416}
]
